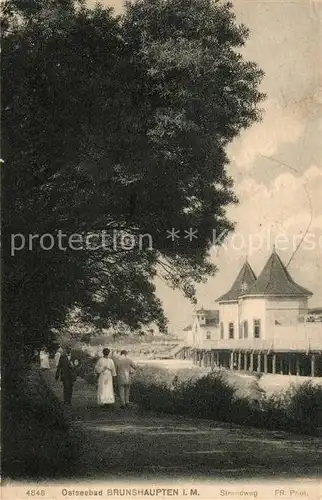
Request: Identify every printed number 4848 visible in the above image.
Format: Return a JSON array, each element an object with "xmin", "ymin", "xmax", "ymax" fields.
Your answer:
[{"xmin": 26, "ymin": 491, "xmax": 46, "ymax": 496}]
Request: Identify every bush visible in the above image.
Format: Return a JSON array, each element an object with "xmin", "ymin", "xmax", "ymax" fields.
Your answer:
[
  {"xmin": 132, "ymin": 366, "xmax": 236, "ymax": 420},
  {"xmin": 260, "ymin": 381, "xmax": 322, "ymax": 434},
  {"xmin": 131, "ymin": 365, "xmax": 173, "ymax": 412},
  {"xmin": 72, "ymin": 348, "xmax": 98, "ymax": 381},
  {"xmin": 133, "ymin": 364, "xmax": 175, "ymax": 386},
  {"xmin": 175, "ymin": 372, "xmax": 236, "ymax": 420},
  {"xmin": 132, "ymin": 381, "xmax": 175, "ymax": 413},
  {"xmin": 131, "ymin": 365, "xmax": 322, "ymax": 435},
  {"xmin": 287, "ymin": 381, "xmax": 322, "ymax": 429},
  {"xmin": 2, "ymin": 367, "xmax": 87, "ymax": 479}
]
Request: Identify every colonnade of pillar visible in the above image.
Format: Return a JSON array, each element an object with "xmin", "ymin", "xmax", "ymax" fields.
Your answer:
[{"xmin": 178, "ymin": 347, "xmax": 320, "ymax": 377}]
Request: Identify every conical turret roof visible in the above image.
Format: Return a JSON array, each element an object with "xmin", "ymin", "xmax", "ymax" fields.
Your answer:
[
  {"xmin": 245, "ymin": 249, "xmax": 312, "ymax": 297},
  {"xmin": 216, "ymin": 259, "xmax": 257, "ymax": 302}
]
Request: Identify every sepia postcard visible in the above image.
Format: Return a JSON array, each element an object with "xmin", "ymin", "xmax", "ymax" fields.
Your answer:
[{"xmin": 1, "ymin": 0, "xmax": 322, "ymax": 499}]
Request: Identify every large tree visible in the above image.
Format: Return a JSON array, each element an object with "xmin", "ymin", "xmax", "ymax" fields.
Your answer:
[{"xmin": 2, "ymin": 0, "xmax": 264, "ymax": 360}]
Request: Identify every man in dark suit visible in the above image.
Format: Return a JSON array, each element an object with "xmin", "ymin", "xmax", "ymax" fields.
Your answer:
[{"xmin": 55, "ymin": 345, "xmax": 78, "ymax": 405}]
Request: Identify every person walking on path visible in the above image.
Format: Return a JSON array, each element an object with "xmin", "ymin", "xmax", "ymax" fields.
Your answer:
[
  {"xmin": 94, "ymin": 348, "xmax": 117, "ymax": 407},
  {"xmin": 115, "ymin": 350, "xmax": 136, "ymax": 409},
  {"xmin": 39, "ymin": 346, "xmax": 50, "ymax": 370},
  {"xmin": 54, "ymin": 346, "xmax": 63, "ymax": 367},
  {"xmin": 55, "ymin": 345, "xmax": 78, "ymax": 405}
]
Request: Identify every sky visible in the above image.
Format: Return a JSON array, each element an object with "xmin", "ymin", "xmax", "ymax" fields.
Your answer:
[{"xmin": 95, "ymin": 0, "xmax": 322, "ymax": 333}]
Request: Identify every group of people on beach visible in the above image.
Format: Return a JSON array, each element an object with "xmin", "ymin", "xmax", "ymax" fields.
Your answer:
[{"xmin": 39, "ymin": 344, "xmax": 136, "ymax": 409}]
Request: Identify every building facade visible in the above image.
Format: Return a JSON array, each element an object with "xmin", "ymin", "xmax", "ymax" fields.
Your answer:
[
  {"xmin": 179, "ymin": 249, "xmax": 322, "ymax": 377},
  {"xmin": 184, "ymin": 308, "xmax": 220, "ymax": 347}
]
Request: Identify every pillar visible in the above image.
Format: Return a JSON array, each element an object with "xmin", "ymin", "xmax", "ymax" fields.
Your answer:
[
  {"xmin": 272, "ymin": 354, "xmax": 276, "ymax": 375},
  {"xmin": 311, "ymin": 355, "xmax": 315, "ymax": 378},
  {"xmin": 264, "ymin": 353, "xmax": 268, "ymax": 374},
  {"xmin": 229, "ymin": 352, "xmax": 233, "ymax": 370},
  {"xmin": 249, "ymin": 353, "xmax": 254, "ymax": 372},
  {"xmin": 238, "ymin": 352, "xmax": 241, "ymax": 371},
  {"xmin": 296, "ymin": 357, "xmax": 300, "ymax": 376},
  {"xmin": 243, "ymin": 352, "xmax": 248, "ymax": 371},
  {"xmin": 288, "ymin": 354, "xmax": 292, "ymax": 376},
  {"xmin": 280, "ymin": 356, "xmax": 284, "ymax": 375},
  {"xmin": 216, "ymin": 351, "xmax": 220, "ymax": 366},
  {"xmin": 257, "ymin": 354, "xmax": 261, "ymax": 374}
]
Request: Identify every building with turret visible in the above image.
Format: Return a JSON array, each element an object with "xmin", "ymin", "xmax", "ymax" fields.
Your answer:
[
  {"xmin": 217, "ymin": 248, "xmax": 312, "ymax": 341},
  {"xmin": 216, "ymin": 258, "xmax": 257, "ymax": 340},
  {"xmin": 180, "ymin": 249, "xmax": 322, "ymax": 377},
  {"xmin": 184, "ymin": 308, "xmax": 220, "ymax": 347}
]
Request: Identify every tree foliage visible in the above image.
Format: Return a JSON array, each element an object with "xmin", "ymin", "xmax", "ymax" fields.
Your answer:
[{"xmin": 2, "ymin": 0, "xmax": 264, "ymax": 359}]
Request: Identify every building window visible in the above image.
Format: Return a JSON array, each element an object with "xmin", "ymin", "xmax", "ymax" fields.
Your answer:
[
  {"xmin": 206, "ymin": 331, "xmax": 211, "ymax": 340},
  {"xmin": 243, "ymin": 320, "xmax": 248, "ymax": 339},
  {"xmin": 254, "ymin": 319, "xmax": 261, "ymax": 338},
  {"xmin": 220, "ymin": 322, "xmax": 224, "ymax": 339},
  {"xmin": 228, "ymin": 322, "xmax": 234, "ymax": 339}
]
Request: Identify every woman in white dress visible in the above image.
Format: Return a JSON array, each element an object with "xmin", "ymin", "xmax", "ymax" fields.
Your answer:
[
  {"xmin": 94, "ymin": 348, "xmax": 117, "ymax": 406},
  {"xmin": 39, "ymin": 347, "xmax": 50, "ymax": 369}
]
